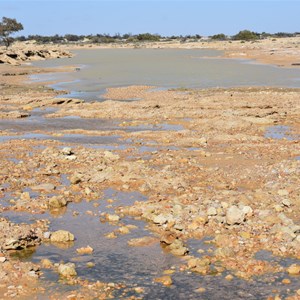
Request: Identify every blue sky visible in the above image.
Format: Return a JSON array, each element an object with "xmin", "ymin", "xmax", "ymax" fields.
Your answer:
[{"xmin": 0, "ymin": 0, "xmax": 299, "ymax": 37}]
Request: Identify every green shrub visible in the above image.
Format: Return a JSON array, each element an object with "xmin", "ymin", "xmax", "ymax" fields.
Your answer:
[
  {"xmin": 136, "ymin": 33, "xmax": 161, "ymax": 41},
  {"xmin": 211, "ymin": 33, "xmax": 227, "ymax": 40},
  {"xmin": 233, "ymin": 30, "xmax": 258, "ymax": 41}
]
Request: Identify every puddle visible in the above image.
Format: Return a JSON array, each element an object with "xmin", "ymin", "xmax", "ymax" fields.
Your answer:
[
  {"xmin": 255, "ymin": 250, "xmax": 300, "ymax": 268},
  {"xmin": 265, "ymin": 125, "xmax": 300, "ymax": 140},
  {"xmin": 126, "ymin": 123, "xmax": 184, "ymax": 131},
  {"xmin": 0, "ymin": 133, "xmax": 127, "ymax": 146},
  {"xmin": 3, "ymin": 189, "xmax": 300, "ymax": 299}
]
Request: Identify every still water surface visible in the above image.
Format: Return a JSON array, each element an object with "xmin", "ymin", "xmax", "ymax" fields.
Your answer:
[{"xmin": 32, "ymin": 48, "xmax": 300, "ymax": 100}]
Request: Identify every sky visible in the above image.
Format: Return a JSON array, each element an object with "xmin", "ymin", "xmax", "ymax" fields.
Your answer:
[{"xmin": 0, "ymin": 0, "xmax": 299, "ymax": 37}]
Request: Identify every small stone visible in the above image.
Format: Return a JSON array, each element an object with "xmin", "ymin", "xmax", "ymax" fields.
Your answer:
[
  {"xmin": 274, "ymin": 205, "xmax": 283, "ymax": 212},
  {"xmin": 43, "ymin": 232, "xmax": 51, "ymax": 239},
  {"xmin": 278, "ymin": 189, "xmax": 289, "ymax": 196},
  {"xmin": 105, "ymin": 232, "xmax": 117, "ymax": 239},
  {"xmin": 76, "ymin": 246, "xmax": 94, "ymax": 255},
  {"xmin": 50, "ymin": 230, "xmax": 75, "ymax": 242},
  {"xmin": 225, "ymin": 274, "xmax": 234, "ymax": 281},
  {"xmin": 207, "ymin": 207, "xmax": 217, "ymax": 216},
  {"xmin": 240, "ymin": 231, "xmax": 251, "ymax": 239},
  {"xmin": 48, "ymin": 196, "xmax": 67, "ymax": 208},
  {"xmin": 226, "ymin": 206, "xmax": 245, "ymax": 225},
  {"xmin": 20, "ymin": 192, "xmax": 31, "ymax": 201},
  {"xmin": 154, "ymin": 275, "xmax": 172, "ymax": 286},
  {"xmin": 195, "ymin": 287, "xmax": 206, "ymax": 293},
  {"xmin": 86, "ymin": 262, "xmax": 95, "ymax": 268},
  {"xmin": 104, "ymin": 151, "xmax": 120, "ymax": 161},
  {"xmin": 153, "ymin": 214, "xmax": 174, "ymax": 225},
  {"xmin": 134, "ymin": 287, "xmax": 144, "ymax": 293},
  {"xmin": 41, "ymin": 259, "xmax": 53, "ymax": 268},
  {"xmin": 85, "ymin": 187, "xmax": 92, "ymax": 195},
  {"xmin": 287, "ymin": 264, "xmax": 300, "ymax": 275},
  {"xmin": 282, "ymin": 199, "xmax": 291, "ymax": 207},
  {"xmin": 118, "ymin": 226, "xmax": 130, "ymax": 235},
  {"xmin": 241, "ymin": 205, "xmax": 253, "ymax": 216},
  {"xmin": 215, "ymin": 247, "xmax": 235, "ymax": 258},
  {"xmin": 163, "ymin": 269, "xmax": 175, "ymax": 275},
  {"xmin": 282, "ymin": 278, "xmax": 291, "ymax": 284},
  {"xmin": 167, "ymin": 239, "xmax": 188, "ymax": 256},
  {"xmin": 69, "ymin": 174, "xmax": 82, "ymax": 184},
  {"xmin": 106, "ymin": 214, "xmax": 120, "ymax": 222},
  {"xmin": 31, "ymin": 183, "xmax": 56, "ymax": 192},
  {"xmin": 28, "ymin": 270, "xmax": 38, "ymax": 278},
  {"xmin": 128, "ymin": 236, "xmax": 158, "ymax": 247},
  {"xmin": 58, "ymin": 263, "xmax": 77, "ymax": 277},
  {"xmin": 65, "ymin": 155, "xmax": 77, "ymax": 161},
  {"xmin": 61, "ymin": 147, "xmax": 73, "ymax": 155},
  {"xmin": 0, "ymin": 257, "xmax": 6, "ymax": 263}
]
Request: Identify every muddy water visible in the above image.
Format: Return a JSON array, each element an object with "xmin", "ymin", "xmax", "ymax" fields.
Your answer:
[{"xmin": 32, "ymin": 48, "xmax": 300, "ymax": 100}]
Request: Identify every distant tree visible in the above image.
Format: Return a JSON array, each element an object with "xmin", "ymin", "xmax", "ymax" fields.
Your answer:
[
  {"xmin": 136, "ymin": 33, "xmax": 161, "ymax": 41},
  {"xmin": 233, "ymin": 30, "xmax": 258, "ymax": 41},
  {"xmin": 274, "ymin": 32, "xmax": 295, "ymax": 38},
  {"xmin": 211, "ymin": 33, "xmax": 227, "ymax": 40},
  {"xmin": 0, "ymin": 17, "xmax": 24, "ymax": 48},
  {"xmin": 64, "ymin": 34, "xmax": 82, "ymax": 42}
]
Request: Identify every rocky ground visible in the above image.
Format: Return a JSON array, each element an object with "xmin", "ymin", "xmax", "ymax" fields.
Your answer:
[{"xmin": 0, "ymin": 42, "xmax": 299, "ymax": 299}]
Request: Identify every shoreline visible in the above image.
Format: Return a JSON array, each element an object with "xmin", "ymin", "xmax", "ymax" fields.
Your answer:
[
  {"xmin": 1, "ymin": 36, "xmax": 300, "ymax": 69},
  {"xmin": 0, "ymin": 40, "xmax": 300, "ymax": 299}
]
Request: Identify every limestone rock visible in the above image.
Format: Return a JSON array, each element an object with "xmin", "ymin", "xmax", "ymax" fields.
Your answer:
[
  {"xmin": 69, "ymin": 174, "xmax": 82, "ymax": 184},
  {"xmin": 104, "ymin": 151, "xmax": 120, "ymax": 161},
  {"xmin": 76, "ymin": 245, "xmax": 94, "ymax": 255},
  {"xmin": 48, "ymin": 196, "xmax": 68, "ymax": 208},
  {"xmin": 61, "ymin": 147, "xmax": 73, "ymax": 156},
  {"xmin": 106, "ymin": 214, "xmax": 120, "ymax": 222},
  {"xmin": 58, "ymin": 263, "xmax": 77, "ymax": 277},
  {"xmin": 50, "ymin": 230, "xmax": 75, "ymax": 242},
  {"xmin": 207, "ymin": 207, "xmax": 217, "ymax": 216},
  {"xmin": 128, "ymin": 236, "xmax": 158, "ymax": 247},
  {"xmin": 154, "ymin": 275, "xmax": 172, "ymax": 286},
  {"xmin": 31, "ymin": 183, "xmax": 56, "ymax": 192},
  {"xmin": 287, "ymin": 264, "xmax": 300, "ymax": 275},
  {"xmin": 226, "ymin": 206, "xmax": 245, "ymax": 225}
]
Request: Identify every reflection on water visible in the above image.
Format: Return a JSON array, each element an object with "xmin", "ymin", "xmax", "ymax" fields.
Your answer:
[{"xmin": 265, "ymin": 125, "xmax": 300, "ymax": 140}]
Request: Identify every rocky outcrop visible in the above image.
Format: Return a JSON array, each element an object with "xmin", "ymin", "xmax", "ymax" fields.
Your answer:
[{"xmin": 0, "ymin": 48, "xmax": 72, "ymax": 65}]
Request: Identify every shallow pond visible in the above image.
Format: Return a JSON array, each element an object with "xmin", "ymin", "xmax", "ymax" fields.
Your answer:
[{"xmin": 32, "ymin": 48, "xmax": 300, "ymax": 101}]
